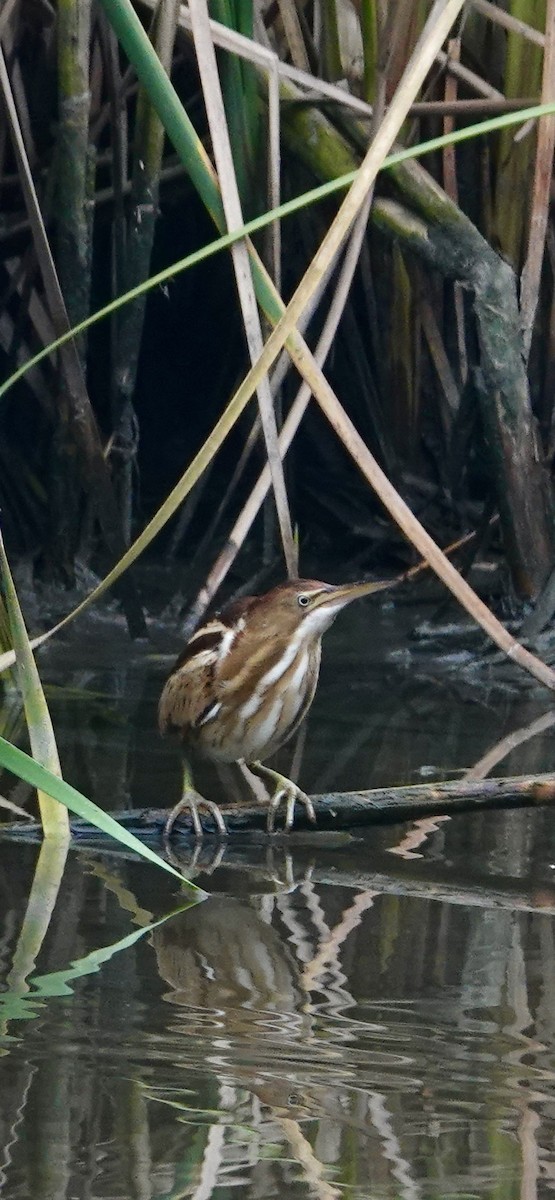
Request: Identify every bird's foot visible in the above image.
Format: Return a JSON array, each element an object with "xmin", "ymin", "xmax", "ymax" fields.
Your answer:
[
  {"xmin": 163, "ymin": 790, "xmax": 228, "ymax": 841},
  {"xmin": 248, "ymin": 763, "xmax": 316, "ymax": 834}
]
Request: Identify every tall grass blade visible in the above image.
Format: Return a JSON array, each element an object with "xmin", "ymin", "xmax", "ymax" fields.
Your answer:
[
  {"xmin": 0, "ymin": 735, "xmax": 197, "ymax": 886},
  {"xmin": 210, "ymin": 0, "xmax": 254, "ymax": 204},
  {"xmin": 5, "ymin": 839, "xmax": 70, "ymax": 1005},
  {"xmin": 0, "ymin": 528, "xmax": 69, "ymax": 843},
  {"xmin": 360, "ymin": 0, "xmax": 378, "ymax": 103},
  {"xmin": 321, "ymin": 0, "xmax": 342, "ymax": 81},
  {"xmin": 55, "ymin": 0, "xmax": 93, "ymax": 332}
]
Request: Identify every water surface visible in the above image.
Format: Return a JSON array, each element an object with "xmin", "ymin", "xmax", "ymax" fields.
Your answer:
[{"xmin": 1, "ymin": 587, "xmax": 555, "ymax": 1198}]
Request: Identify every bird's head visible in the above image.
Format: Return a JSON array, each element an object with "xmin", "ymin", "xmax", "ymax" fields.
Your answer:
[{"xmin": 234, "ymin": 577, "xmax": 390, "ymax": 643}]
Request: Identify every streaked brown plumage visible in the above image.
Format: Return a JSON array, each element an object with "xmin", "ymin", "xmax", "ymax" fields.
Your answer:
[{"xmin": 159, "ymin": 577, "xmax": 385, "ymax": 836}]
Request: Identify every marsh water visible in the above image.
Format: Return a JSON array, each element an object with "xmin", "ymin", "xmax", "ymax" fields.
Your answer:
[{"xmin": 2, "ymin": 580, "xmax": 555, "ymax": 1199}]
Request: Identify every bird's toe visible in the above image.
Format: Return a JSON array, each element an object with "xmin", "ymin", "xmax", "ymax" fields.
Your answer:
[
  {"xmin": 266, "ymin": 781, "xmax": 316, "ymax": 833},
  {"xmin": 163, "ymin": 792, "xmax": 228, "ymax": 841}
]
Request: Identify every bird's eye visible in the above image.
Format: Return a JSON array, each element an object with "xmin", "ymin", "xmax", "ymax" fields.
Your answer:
[{"xmin": 298, "ymin": 594, "xmax": 310, "ymax": 607}]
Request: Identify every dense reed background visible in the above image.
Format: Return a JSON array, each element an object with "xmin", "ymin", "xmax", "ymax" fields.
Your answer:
[{"xmin": 1, "ymin": 0, "xmax": 555, "ymax": 612}]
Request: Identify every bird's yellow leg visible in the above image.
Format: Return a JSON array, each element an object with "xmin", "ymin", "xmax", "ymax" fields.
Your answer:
[
  {"xmin": 248, "ymin": 762, "xmax": 316, "ymax": 833},
  {"xmin": 163, "ymin": 761, "xmax": 228, "ymax": 840}
]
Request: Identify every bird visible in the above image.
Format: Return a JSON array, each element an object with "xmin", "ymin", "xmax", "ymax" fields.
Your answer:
[{"xmin": 159, "ymin": 577, "xmax": 387, "ymax": 838}]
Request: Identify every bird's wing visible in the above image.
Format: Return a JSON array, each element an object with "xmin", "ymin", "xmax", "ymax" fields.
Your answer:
[{"xmin": 158, "ymin": 646, "xmax": 219, "ymax": 737}]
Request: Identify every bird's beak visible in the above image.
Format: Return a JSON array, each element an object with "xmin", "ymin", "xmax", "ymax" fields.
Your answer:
[{"xmin": 314, "ymin": 578, "xmax": 392, "ymax": 611}]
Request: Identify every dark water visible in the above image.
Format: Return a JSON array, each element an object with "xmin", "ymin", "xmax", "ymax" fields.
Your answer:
[{"xmin": 2, "ymin": 589, "xmax": 555, "ymax": 1199}]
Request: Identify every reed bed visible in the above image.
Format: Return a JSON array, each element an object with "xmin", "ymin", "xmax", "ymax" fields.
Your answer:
[
  {"xmin": 2, "ymin": 0, "xmax": 555, "ymax": 832},
  {"xmin": 0, "ymin": 0, "xmax": 553, "ymax": 593}
]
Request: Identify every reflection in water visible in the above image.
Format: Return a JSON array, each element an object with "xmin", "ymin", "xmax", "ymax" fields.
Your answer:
[
  {"xmin": 3, "ymin": 824, "xmax": 555, "ymax": 1198},
  {"xmin": 2, "ymin": 593, "xmax": 555, "ymax": 1196},
  {"xmin": 153, "ymin": 897, "xmax": 306, "ymax": 1017}
]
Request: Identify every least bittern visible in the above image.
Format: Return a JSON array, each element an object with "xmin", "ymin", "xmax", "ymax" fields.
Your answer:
[{"xmin": 159, "ymin": 577, "xmax": 386, "ymax": 837}]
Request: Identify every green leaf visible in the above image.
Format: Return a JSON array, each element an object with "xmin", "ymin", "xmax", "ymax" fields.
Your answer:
[
  {"xmin": 0, "ymin": 735, "xmax": 198, "ymax": 887},
  {"xmin": 0, "ymin": 526, "xmax": 68, "ymax": 840}
]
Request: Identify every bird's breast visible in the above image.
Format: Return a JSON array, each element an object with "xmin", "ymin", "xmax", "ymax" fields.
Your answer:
[
  {"xmin": 160, "ymin": 622, "xmax": 323, "ymax": 765},
  {"xmin": 195, "ymin": 638, "xmax": 322, "ymax": 763}
]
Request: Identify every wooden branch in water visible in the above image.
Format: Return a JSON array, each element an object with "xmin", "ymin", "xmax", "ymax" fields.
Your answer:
[
  {"xmin": 143, "ymin": 771, "xmax": 555, "ymax": 834},
  {"xmin": 3, "ymin": 771, "xmax": 553, "ymax": 848},
  {"xmin": 44, "ymin": 770, "xmax": 554, "ymax": 840}
]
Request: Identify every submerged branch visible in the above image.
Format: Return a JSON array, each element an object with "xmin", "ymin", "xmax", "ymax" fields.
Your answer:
[{"xmin": 4, "ymin": 815, "xmax": 554, "ymax": 917}]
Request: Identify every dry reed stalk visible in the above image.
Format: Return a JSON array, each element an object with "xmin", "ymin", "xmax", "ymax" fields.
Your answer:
[
  {"xmin": 419, "ymin": 297, "xmax": 459, "ymax": 437},
  {"xmin": 435, "ymin": 46, "xmax": 504, "ymax": 97},
  {"xmin": 470, "ymin": 0, "xmax": 546, "ymax": 47},
  {"xmin": 442, "ymin": 36, "xmax": 467, "ymax": 383},
  {"xmin": 411, "ymin": 96, "xmax": 538, "ymax": 112},
  {"xmin": 10, "ymin": 0, "xmax": 552, "ymax": 699},
  {"xmin": 189, "ymin": 0, "xmax": 296, "ymax": 575},
  {"xmin": 464, "ymin": 710, "xmax": 555, "ymax": 781},
  {"xmin": 520, "ymin": 0, "xmax": 555, "ymax": 357},
  {"xmin": 491, "ymin": 1, "xmax": 545, "ymax": 267},
  {"xmin": 183, "ymin": 63, "xmax": 392, "ymax": 623},
  {"xmin": 275, "ymin": 0, "xmax": 310, "ymax": 70},
  {"xmin": 282, "ymin": 79, "xmax": 554, "ymax": 595}
]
